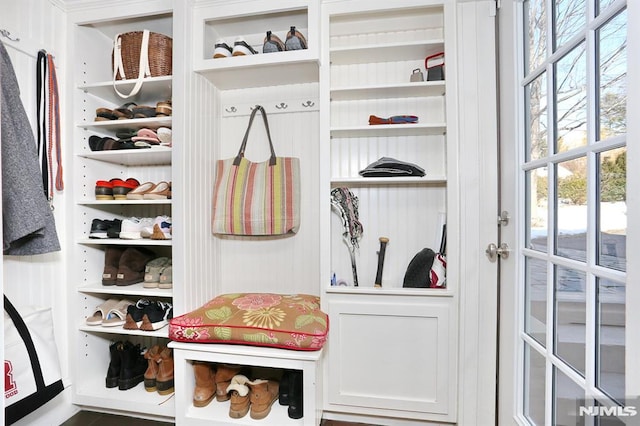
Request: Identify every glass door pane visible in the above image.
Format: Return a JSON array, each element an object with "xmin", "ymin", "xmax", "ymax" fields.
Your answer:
[{"xmin": 518, "ymin": 1, "xmax": 627, "ymax": 422}]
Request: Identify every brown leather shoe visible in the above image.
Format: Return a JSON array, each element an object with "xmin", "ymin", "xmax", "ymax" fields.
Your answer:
[
  {"xmin": 193, "ymin": 361, "xmax": 216, "ymax": 407},
  {"xmin": 215, "ymin": 364, "xmax": 242, "ymax": 402},
  {"xmin": 143, "ymin": 345, "xmax": 161, "ymax": 392},
  {"xmin": 227, "ymin": 375, "xmax": 251, "ymax": 418},
  {"xmin": 248, "ymin": 379, "xmax": 280, "ymax": 420},
  {"xmin": 155, "ymin": 347, "xmax": 174, "ymax": 395}
]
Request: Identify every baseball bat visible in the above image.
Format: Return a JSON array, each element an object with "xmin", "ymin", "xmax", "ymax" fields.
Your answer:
[{"xmin": 374, "ymin": 237, "xmax": 389, "ymax": 287}]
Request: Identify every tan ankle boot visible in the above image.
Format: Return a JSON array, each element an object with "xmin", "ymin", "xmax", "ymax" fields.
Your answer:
[
  {"xmin": 248, "ymin": 379, "xmax": 280, "ymax": 420},
  {"xmin": 193, "ymin": 361, "xmax": 216, "ymax": 407},
  {"xmin": 226, "ymin": 374, "xmax": 251, "ymax": 418},
  {"xmin": 155, "ymin": 347, "xmax": 174, "ymax": 395},
  {"xmin": 215, "ymin": 364, "xmax": 242, "ymax": 402},
  {"xmin": 143, "ymin": 345, "xmax": 161, "ymax": 392}
]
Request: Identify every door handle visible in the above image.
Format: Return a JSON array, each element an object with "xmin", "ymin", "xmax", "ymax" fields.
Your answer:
[{"xmin": 486, "ymin": 242, "xmax": 509, "ymax": 261}]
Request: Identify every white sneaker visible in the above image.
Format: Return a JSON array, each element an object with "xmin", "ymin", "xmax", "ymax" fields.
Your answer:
[
  {"xmin": 232, "ymin": 37, "xmax": 258, "ymax": 56},
  {"xmin": 151, "ymin": 216, "xmax": 172, "ymax": 240},
  {"xmin": 139, "ymin": 217, "xmax": 157, "ymax": 239},
  {"xmin": 213, "ymin": 39, "xmax": 232, "ymax": 58},
  {"xmin": 120, "ymin": 217, "xmax": 154, "ymax": 240}
]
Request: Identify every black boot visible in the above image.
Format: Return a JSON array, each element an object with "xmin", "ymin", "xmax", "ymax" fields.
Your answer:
[
  {"xmin": 279, "ymin": 369, "xmax": 291, "ymax": 405},
  {"xmin": 106, "ymin": 341, "xmax": 123, "ymax": 388},
  {"xmin": 118, "ymin": 341, "xmax": 147, "ymax": 390},
  {"xmin": 288, "ymin": 370, "xmax": 303, "ymax": 419}
]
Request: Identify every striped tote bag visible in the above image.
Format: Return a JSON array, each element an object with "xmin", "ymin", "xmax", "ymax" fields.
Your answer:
[{"xmin": 212, "ymin": 105, "xmax": 300, "ymax": 236}]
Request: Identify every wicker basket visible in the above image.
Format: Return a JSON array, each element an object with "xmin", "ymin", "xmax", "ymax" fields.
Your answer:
[{"xmin": 113, "ymin": 31, "xmax": 172, "ymax": 80}]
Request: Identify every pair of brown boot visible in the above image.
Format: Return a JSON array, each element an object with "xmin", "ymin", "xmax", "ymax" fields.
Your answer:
[
  {"xmin": 143, "ymin": 345, "xmax": 174, "ymax": 395},
  {"xmin": 192, "ymin": 362, "xmax": 279, "ymax": 420}
]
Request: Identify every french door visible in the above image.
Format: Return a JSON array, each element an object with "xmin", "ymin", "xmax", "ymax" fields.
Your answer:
[{"xmin": 498, "ymin": 0, "xmax": 634, "ymax": 424}]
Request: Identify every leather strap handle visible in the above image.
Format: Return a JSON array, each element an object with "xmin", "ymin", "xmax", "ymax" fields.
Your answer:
[{"xmin": 233, "ymin": 105, "xmax": 277, "ymax": 166}]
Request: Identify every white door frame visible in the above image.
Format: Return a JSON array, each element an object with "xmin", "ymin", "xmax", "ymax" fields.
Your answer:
[{"xmin": 455, "ymin": 1, "xmax": 501, "ymax": 424}]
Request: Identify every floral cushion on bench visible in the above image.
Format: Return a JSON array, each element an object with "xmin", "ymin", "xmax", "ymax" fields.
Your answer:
[{"xmin": 169, "ymin": 293, "xmax": 328, "ymax": 351}]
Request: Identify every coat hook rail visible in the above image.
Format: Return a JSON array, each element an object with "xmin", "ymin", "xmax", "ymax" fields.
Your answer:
[
  {"xmin": 223, "ymin": 99, "xmax": 319, "ymax": 117},
  {"xmin": 0, "ymin": 29, "xmax": 20, "ymax": 42}
]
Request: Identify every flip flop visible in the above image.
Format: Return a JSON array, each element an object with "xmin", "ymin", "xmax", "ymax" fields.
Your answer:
[
  {"xmin": 157, "ymin": 127, "xmax": 172, "ymax": 146},
  {"xmin": 86, "ymin": 298, "xmax": 120, "ymax": 325},
  {"xmin": 113, "ymin": 102, "xmax": 137, "ymax": 119},
  {"xmin": 132, "ymin": 128, "xmax": 160, "ymax": 144}
]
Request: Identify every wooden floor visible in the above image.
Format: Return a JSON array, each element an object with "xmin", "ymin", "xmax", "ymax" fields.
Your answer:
[{"xmin": 61, "ymin": 411, "xmax": 376, "ymax": 425}]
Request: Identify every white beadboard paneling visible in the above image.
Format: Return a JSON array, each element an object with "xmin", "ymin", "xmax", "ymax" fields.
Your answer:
[{"xmin": 215, "ymin": 83, "xmax": 320, "ymax": 296}]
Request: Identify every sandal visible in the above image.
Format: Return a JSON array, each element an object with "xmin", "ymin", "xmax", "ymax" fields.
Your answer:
[
  {"xmin": 113, "ymin": 102, "xmax": 137, "ymax": 120},
  {"xmin": 86, "ymin": 298, "xmax": 120, "ymax": 325},
  {"xmin": 156, "ymin": 101, "xmax": 172, "ymax": 117},
  {"xmin": 263, "ymin": 31, "xmax": 285, "ymax": 53},
  {"xmin": 125, "ymin": 181, "xmax": 156, "ymax": 200},
  {"xmin": 102, "ymin": 299, "xmax": 135, "ymax": 327},
  {"xmin": 285, "ymin": 26, "xmax": 308, "ymax": 51},
  {"xmin": 132, "ymin": 128, "xmax": 160, "ymax": 145},
  {"xmin": 157, "ymin": 127, "xmax": 172, "ymax": 146},
  {"xmin": 132, "ymin": 105, "xmax": 157, "ymax": 118},
  {"xmin": 143, "ymin": 181, "xmax": 171, "ymax": 200},
  {"xmin": 368, "ymin": 115, "xmax": 419, "ymax": 125},
  {"xmin": 95, "ymin": 107, "xmax": 117, "ymax": 121}
]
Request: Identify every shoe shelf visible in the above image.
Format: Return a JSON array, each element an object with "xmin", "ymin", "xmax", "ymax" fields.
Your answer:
[
  {"xmin": 77, "ymin": 149, "xmax": 172, "ymax": 167},
  {"xmin": 330, "ymin": 123, "xmax": 446, "ymax": 138},
  {"xmin": 329, "ymin": 39, "xmax": 444, "ymax": 66},
  {"xmin": 78, "ymin": 282, "xmax": 172, "ymax": 298},
  {"xmin": 78, "ymin": 238, "xmax": 172, "ymax": 247},
  {"xmin": 78, "ymin": 324, "xmax": 169, "ymax": 339},
  {"xmin": 330, "ymin": 176, "xmax": 447, "ymax": 186},
  {"xmin": 330, "ymin": 81, "xmax": 445, "ymax": 101},
  {"xmin": 74, "ymin": 380, "xmax": 175, "ymax": 419},
  {"xmin": 77, "ymin": 76, "xmax": 173, "ymax": 106},
  {"xmin": 192, "ymin": 1, "xmax": 319, "ymax": 90},
  {"xmin": 77, "ymin": 199, "xmax": 172, "ymax": 206},
  {"xmin": 78, "ymin": 116, "xmax": 173, "ymax": 132}
]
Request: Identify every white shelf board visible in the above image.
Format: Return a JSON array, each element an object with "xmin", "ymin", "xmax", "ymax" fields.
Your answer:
[
  {"xmin": 330, "ymin": 81, "xmax": 445, "ymax": 101},
  {"xmin": 330, "ymin": 39, "xmax": 444, "ymax": 65},
  {"xmin": 326, "ymin": 286, "xmax": 453, "ymax": 297},
  {"xmin": 330, "ymin": 176, "xmax": 446, "ymax": 186},
  {"xmin": 183, "ymin": 399, "xmax": 304, "ymax": 426},
  {"xmin": 74, "ymin": 381, "xmax": 175, "ymax": 419},
  {"xmin": 77, "ymin": 76, "xmax": 173, "ymax": 105},
  {"xmin": 77, "ymin": 148, "xmax": 172, "ymax": 166},
  {"xmin": 77, "ymin": 116, "xmax": 173, "ymax": 132},
  {"xmin": 195, "ymin": 50, "xmax": 319, "ymax": 89},
  {"xmin": 330, "ymin": 123, "xmax": 446, "ymax": 137},
  {"xmin": 78, "ymin": 238, "xmax": 172, "ymax": 247},
  {"xmin": 78, "ymin": 323, "xmax": 169, "ymax": 339},
  {"xmin": 77, "ymin": 199, "xmax": 172, "ymax": 206},
  {"xmin": 78, "ymin": 282, "xmax": 172, "ymax": 298}
]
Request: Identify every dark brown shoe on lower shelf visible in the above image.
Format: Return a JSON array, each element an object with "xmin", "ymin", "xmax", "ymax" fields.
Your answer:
[
  {"xmin": 102, "ymin": 247, "xmax": 125, "ymax": 286},
  {"xmin": 116, "ymin": 247, "xmax": 156, "ymax": 286}
]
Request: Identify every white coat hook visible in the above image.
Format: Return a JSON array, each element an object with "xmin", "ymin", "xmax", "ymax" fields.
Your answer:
[{"xmin": 0, "ymin": 29, "xmax": 19, "ymax": 42}]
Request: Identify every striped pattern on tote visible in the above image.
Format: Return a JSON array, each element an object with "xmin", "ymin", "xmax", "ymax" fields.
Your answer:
[{"xmin": 212, "ymin": 156, "xmax": 300, "ymax": 235}]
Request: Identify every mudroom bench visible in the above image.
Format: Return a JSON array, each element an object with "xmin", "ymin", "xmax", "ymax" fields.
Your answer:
[{"xmin": 169, "ymin": 342, "xmax": 324, "ymax": 426}]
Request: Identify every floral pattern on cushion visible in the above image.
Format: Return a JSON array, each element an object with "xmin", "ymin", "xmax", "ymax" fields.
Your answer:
[{"xmin": 169, "ymin": 293, "xmax": 328, "ymax": 351}]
